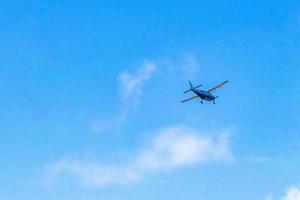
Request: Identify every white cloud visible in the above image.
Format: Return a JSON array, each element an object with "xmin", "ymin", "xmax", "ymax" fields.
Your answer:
[
  {"xmin": 119, "ymin": 60, "xmax": 156, "ymax": 105},
  {"xmin": 91, "ymin": 60, "xmax": 156, "ymax": 132},
  {"xmin": 282, "ymin": 187, "xmax": 300, "ymax": 200},
  {"xmin": 46, "ymin": 125, "xmax": 233, "ymax": 187},
  {"xmin": 136, "ymin": 125, "xmax": 233, "ymax": 171},
  {"xmin": 264, "ymin": 186, "xmax": 300, "ymax": 200}
]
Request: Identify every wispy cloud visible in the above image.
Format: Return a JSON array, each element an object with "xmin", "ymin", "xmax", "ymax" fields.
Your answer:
[
  {"xmin": 264, "ymin": 186, "xmax": 300, "ymax": 200},
  {"xmin": 264, "ymin": 194, "xmax": 273, "ymax": 200},
  {"xmin": 119, "ymin": 60, "xmax": 156, "ymax": 105},
  {"xmin": 119, "ymin": 60, "xmax": 156, "ymax": 107},
  {"xmin": 45, "ymin": 125, "xmax": 234, "ymax": 187},
  {"xmin": 45, "ymin": 159, "xmax": 140, "ymax": 187},
  {"xmin": 245, "ymin": 155, "xmax": 271, "ymax": 164},
  {"xmin": 282, "ymin": 187, "xmax": 300, "ymax": 200},
  {"xmin": 161, "ymin": 53, "xmax": 200, "ymax": 79},
  {"xmin": 136, "ymin": 125, "xmax": 233, "ymax": 171},
  {"xmin": 180, "ymin": 54, "xmax": 200, "ymax": 79},
  {"xmin": 91, "ymin": 60, "xmax": 156, "ymax": 132}
]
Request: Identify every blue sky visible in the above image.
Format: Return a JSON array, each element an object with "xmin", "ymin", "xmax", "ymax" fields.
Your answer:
[{"xmin": 1, "ymin": 1, "xmax": 300, "ymax": 200}]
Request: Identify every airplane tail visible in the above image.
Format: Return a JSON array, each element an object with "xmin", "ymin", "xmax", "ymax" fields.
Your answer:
[
  {"xmin": 188, "ymin": 80, "xmax": 193, "ymax": 89},
  {"xmin": 183, "ymin": 81, "xmax": 202, "ymax": 94}
]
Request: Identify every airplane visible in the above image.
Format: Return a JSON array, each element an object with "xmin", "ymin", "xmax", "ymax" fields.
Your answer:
[{"xmin": 181, "ymin": 80, "xmax": 229, "ymax": 104}]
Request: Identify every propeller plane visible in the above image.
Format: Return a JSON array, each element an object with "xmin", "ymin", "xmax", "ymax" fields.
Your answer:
[{"xmin": 181, "ymin": 80, "xmax": 229, "ymax": 104}]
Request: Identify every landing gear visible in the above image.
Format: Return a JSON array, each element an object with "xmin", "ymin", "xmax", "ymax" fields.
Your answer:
[
  {"xmin": 201, "ymin": 100, "xmax": 203, "ymax": 104},
  {"xmin": 213, "ymin": 101, "xmax": 215, "ymax": 104}
]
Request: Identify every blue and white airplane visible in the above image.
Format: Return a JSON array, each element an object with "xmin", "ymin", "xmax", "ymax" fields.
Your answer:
[{"xmin": 181, "ymin": 80, "xmax": 229, "ymax": 104}]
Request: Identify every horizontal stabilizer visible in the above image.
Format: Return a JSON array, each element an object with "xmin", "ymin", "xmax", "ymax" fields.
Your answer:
[{"xmin": 183, "ymin": 84, "xmax": 202, "ymax": 94}]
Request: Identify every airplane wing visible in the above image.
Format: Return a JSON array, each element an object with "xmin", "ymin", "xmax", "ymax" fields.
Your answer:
[
  {"xmin": 181, "ymin": 95, "xmax": 199, "ymax": 103},
  {"xmin": 207, "ymin": 80, "xmax": 229, "ymax": 93},
  {"xmin": 183, "ymin": 84, "xmax": 202, "ymax": 94}
]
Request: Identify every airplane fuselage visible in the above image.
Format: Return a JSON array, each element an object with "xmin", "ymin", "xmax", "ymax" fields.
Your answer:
[{"xmin": 192, "ymin": 89, "xmax": 216, "ymax": 101}]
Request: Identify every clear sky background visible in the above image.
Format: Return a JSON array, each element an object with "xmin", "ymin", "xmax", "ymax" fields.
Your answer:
[{"xmin": 1, "ymin": 1, "xmax": 300, "ymax": 200}]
